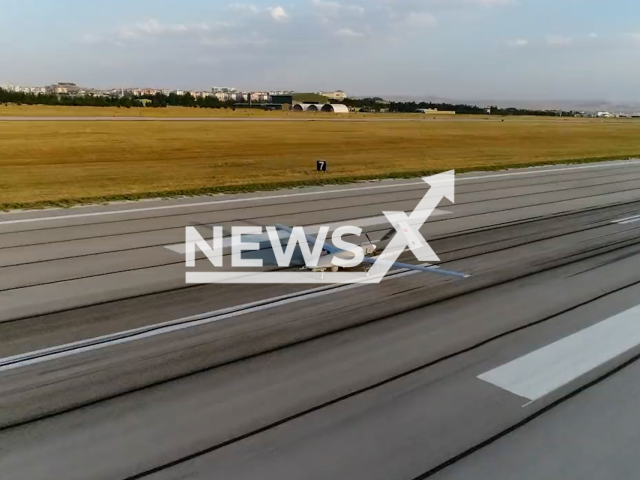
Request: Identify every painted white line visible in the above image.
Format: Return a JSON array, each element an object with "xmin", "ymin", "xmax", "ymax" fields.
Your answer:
[
  {"xmin": 478, "ymin": 303, "xmax": 640, "ymax": 402},
  {"xmin": 304, "ymin": 209, "xmax": 452, "ymax": 232},
  {"xmin": 612, "ymin": 214, "xmax": 640, "ymax": 225},
  {"xmin": 164, "ymin": 209, "xmax": 451, "ymax": 255},
  {"xmin": 2, "ymin": 160, "xmax": 640, "ymax": 226},
  {"xmin": 0, "ymin": 266, "xmax": 422, "ymax": 373}
]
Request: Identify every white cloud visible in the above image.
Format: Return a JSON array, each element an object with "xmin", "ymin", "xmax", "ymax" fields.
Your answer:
[
  {"xmin": 506, "ymin": 38, "xmax": 528, "ymax": 47},
  {"xmin": 80, "ymin": 34, "xmax": 102, "ymax": 45},
  {"xmin": 310, "ymin": 0, "xmax": 366, "ymax": 16},
  {"xmin": 228, "ymin": 3, "xmax": 289, "ymax": 22},
  {"xmin": 269, "ymin": 6, "xmax": 289, "ymax": 22},
  {"xmin": 403, "ymin": 12, "xmax": 437, "ymax": 27},
  {"xmin": 546, "ymin": 34, "xmax": 573, "ymax": 46},
  {"xmin": 373, "ymin": 0, "xmax": 513, "ymax": 34},
  {"xmin": 200, "ymin": 35, "xmax": 272, "ymax": 47},
  {"xmin": 228, "ymin": 3, "xmax": 261, "ymax": 14},
  {"xmin": 377, "ymin": 0, "xmax": 514, "ymax": 11},
  {"xmin": 114, "ymin": 19, "xmax": 218, "ymax": 41},
  {"xmin": 589, "ymin": 32, "xmax": 598, "ymax": 38},
  {"xmin": 335, "ymin": 27, "xmax": 365, "ymax": 37},
  {"xmin": 82, "ymin": 19, "xmax": 231, "ymax": 48},
  {"xmin": 139, "ymin": 19, "xmax": 207, "ymax": 36},
  {"xmin": 471, "ymin": 0, "xmax": 514, "ymax": 5}
]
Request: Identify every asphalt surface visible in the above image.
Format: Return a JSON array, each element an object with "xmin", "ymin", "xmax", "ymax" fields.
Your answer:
[{"xmin": 2, "ymin": 160, "xmax": 640, "ymax": 479}]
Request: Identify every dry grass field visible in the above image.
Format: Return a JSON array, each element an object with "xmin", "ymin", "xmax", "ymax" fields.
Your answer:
[
  {"xmin": 0, "ymin": 104, "xmax": 412, "ymax": 119},
  {"xmin": 2, "ymin": 112, "xmax": 640, "ymax": 209}
]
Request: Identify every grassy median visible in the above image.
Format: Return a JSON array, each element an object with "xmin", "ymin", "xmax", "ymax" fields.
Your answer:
[{"xmin": 2, "ymin": 114, "xmax": 640, "ymax": 210}]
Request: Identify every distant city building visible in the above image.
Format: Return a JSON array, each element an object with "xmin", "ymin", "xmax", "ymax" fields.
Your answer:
[
  {"xmin": 317, "ymin": 90, "xmax": 347, "ymax": 101},
  {"xmin": 4, "ymin": 85, "xmax": 46, "ymax": 94},
  {"xmin": 54, "ymin": 82, "xmax": 82, "ymax": 94},
  {"xmin": 45, "ymin": 82, "xmax": 87, "ymax": 95},
  {"xmin": 245, "ymin": 92, "xmax": 269, "ymax": 102},
  {"xmin": 131, "ymin": 88, "xmax": 161, "ymax": 96},
  {"xmin": 269, "ymin": 90, "xmax": 294, "ymax": 97},
  {"xmin": 2, "ymin": 83, "xmax": 347, "ymax": 103},
  {"xmin": 212, "ymin": 87, "xmax": 237, "ymax": 94}
]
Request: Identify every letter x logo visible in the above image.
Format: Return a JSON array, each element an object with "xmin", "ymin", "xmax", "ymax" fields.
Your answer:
[{"xmin": 369, "ymin": 170, "xmax": 455, "ymax": 274}]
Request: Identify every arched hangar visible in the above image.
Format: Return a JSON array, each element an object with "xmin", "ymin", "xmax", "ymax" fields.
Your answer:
[
  {"xmin": 292, "ymin": 103, "xmax": 327, "ymax": 111},
  {"xmin": 321, "ymin": 104, "xmax": 349, "ymax": 113},
  {"xmin": 291, "ymin": 102, "xmax": 349, "ymax": 113}
]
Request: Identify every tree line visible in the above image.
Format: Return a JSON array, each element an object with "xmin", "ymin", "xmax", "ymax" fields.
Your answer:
[
  {"xmin": 343, "ymin": 98, "xmax": 575, "ymax": 116},
  {"xmin": 0, "ymin": 89, "xmax": 235, "ymax": 109},
  {"xmin": 0, "ymin": 88, "xmax": 575, "ymax": 116}
]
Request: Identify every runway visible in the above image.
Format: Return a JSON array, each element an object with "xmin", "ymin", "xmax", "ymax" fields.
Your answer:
[{"xmin": 2, "ymin": 160, "xmax": 640, "ymax": 479}]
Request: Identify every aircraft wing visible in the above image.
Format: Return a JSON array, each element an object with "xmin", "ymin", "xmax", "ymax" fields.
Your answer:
[
  {"xmin": 360, "ymin": 256, "xmax": 470, "ymax": 279},
  {"xmin": 275, "ymin": 224, "xmax": 469, "ymax": 278}
]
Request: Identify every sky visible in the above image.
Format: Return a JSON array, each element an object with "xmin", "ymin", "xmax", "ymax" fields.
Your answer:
[{"xmin": 1, "ymin": 0, "xmax": 640, "ymax": 102}]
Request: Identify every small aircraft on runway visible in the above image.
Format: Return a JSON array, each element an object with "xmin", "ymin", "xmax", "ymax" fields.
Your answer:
[{"xmin": 274, "ymin": 224, "xmax": 469, "ymax": 279}]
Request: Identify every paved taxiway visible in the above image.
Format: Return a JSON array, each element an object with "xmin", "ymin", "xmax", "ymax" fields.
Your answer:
[{"xmin": 2, "ymin": 160, "xmax": 640, "ymax": 479}]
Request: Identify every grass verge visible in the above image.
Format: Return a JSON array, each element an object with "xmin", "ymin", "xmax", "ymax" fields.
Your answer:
[
  {"xmin": 3, "ymin": 116, "xmax": 640, "ymax": 211},
  {"xmin": 2, "ymin": 155, "xmax": 637, "ymax": 212}
]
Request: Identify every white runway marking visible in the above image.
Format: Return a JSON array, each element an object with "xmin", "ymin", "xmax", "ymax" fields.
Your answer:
[
  {"xmin": 478, "ymin": 303, "xmax": 640, "ymax": 402},
  {"xmin": 2, "ymin": 160, "xmax": 640, "ymax": 226},
  {"xmin": 612, "ymin": 214, "xmax": 640, "ymax": 225},
  {"xmin": 0, "ymin": 266, "xmax": 423, "ymax": 373},
  {"xmin": 164, "ymin": 209, "xmax": 451, "ymax": 255}
]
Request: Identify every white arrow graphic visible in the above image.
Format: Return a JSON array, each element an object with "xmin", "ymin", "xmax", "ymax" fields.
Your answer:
[
  {"xmin": 367, "ymin": 170, "xmax": 455, "ymax": 277},
  {"xmin": 185, "ymin": 170, "xmax": 463, "ymax": 284}
]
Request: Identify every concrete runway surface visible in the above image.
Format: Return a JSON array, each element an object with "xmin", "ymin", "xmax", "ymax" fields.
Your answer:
[{"xmin": 2, "ymin": 160, "xmax": 640, "ymax": 479}]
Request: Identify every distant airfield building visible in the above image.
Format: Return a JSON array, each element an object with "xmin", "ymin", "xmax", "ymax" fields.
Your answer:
[
  {"xmin": 416, "ymin": 108, "xmax": 456, "ymax": 115},
  {"xmin": 292, "ymin": 103, "xmax": 318, "ymax": 111},
  {"xmin": 291, "ymin": 102, "xmax": 349, "ymax": 113},
  {"xmin": 270, "ymin": 92, "xmax": 348, "ymax": 113},
  {"xmin": 321, "ymin": 104, "xmax": 349, "ymax": 113},
  {"xmin": 47, "ymin": 82, "xmax": 82, "ymax": 95},
  {"xmin": 271, "ymin": 92, "xmax": 330, "ymax": 108},
  {"xmin": 317, "ymin": 90, "xmax": 347, "ymax": 101}
]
